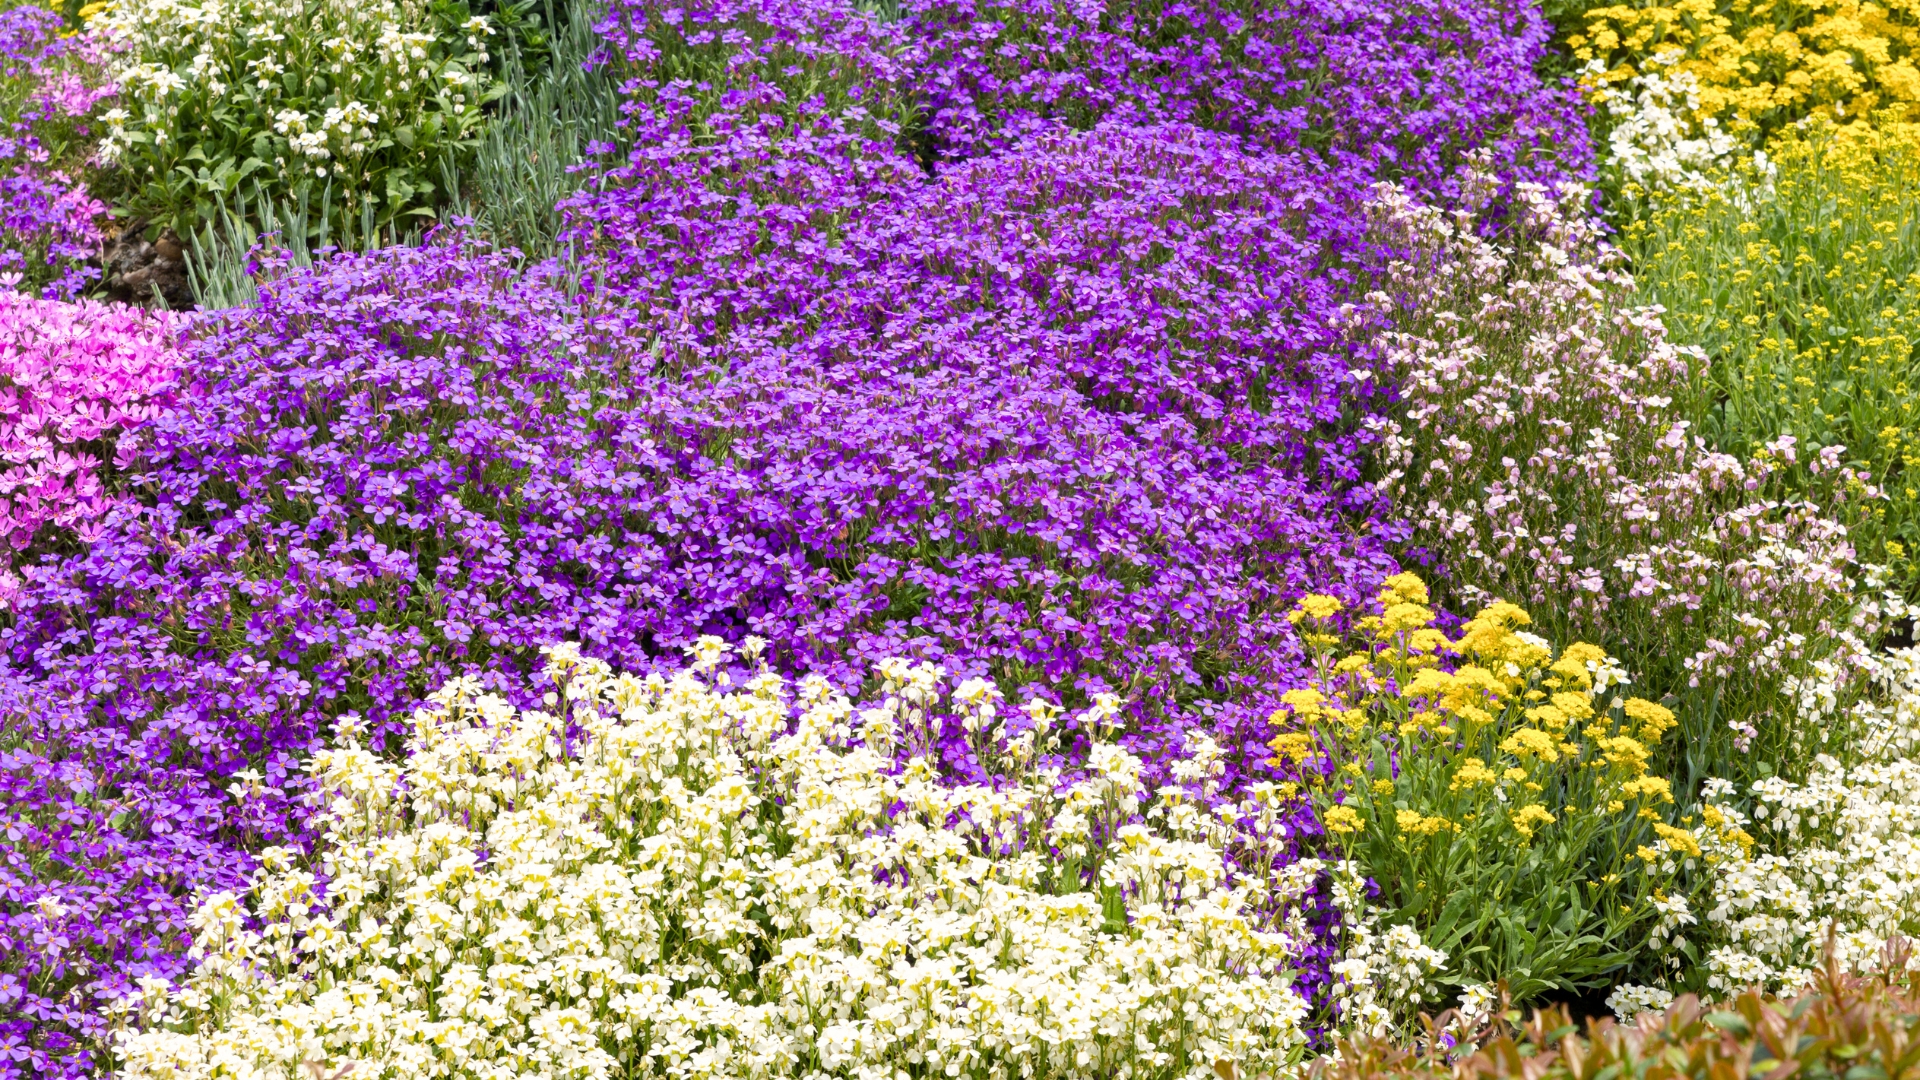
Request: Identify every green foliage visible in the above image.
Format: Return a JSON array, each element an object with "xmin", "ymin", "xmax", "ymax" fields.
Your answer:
[
  {"xmin": 92, "ymin": 0, "xmax": 503, "ymax": 241},
  {"xmin": 448, "ymin": 0, "xmax": 625, "ymax": 260},
  {"xmin": 1621, "ymin": 127, "xmax": 1920, "ymax": 597},
  {"xmin": 1285, "ymin": 577, "xmax": 1695, "ymax": 1001}
]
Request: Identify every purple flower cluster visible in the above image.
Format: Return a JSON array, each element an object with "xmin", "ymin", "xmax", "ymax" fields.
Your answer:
[
  {"xmin": 903, "ymin": 0, "xmax": 1592, "ymax": 199},
  {"xmin": 0, "ymin": 5, "xmax": 112, "ymax": 300},
  {"xmin": 0, "ymin": 0, "xmax": 1592, "ymax": 1072}
]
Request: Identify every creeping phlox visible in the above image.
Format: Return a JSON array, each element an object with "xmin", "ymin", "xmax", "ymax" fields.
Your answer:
[
  {"xmin": 111, "ymin": 639, "xmax": 1315, "ymax": 1080},
  {"xmin": 1694, "ymin": 646, "xmax": 1920, "ymax": 994},
  {"xmin": 0, "ymin": 290, "xmax": 178, "ymax": 589},
  {"xmin": 89, "ymin": 0, "xmax": 494, "ymax": 229},
  {"xmin": 1277, "ymin": 573, "xmax": 1698, "ymax": 1001}
]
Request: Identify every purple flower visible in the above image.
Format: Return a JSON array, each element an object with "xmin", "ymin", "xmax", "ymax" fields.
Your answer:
[{"xmin": 0, "ymin": 0, "xmax": 1594, "ymax": 1069}]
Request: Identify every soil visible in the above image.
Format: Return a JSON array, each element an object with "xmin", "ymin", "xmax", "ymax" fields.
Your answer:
[{"xmin": 100, "ymin": 219, "xmax": 192, "ymax": 310}]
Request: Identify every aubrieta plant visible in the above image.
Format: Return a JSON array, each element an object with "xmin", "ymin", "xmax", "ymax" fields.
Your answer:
[
  {"xmin": 0, "ymin": 4, "xmax": 114, "ymax": 298},
  {"xmin": 902, "ymin": 0, "xmax": 1594, "ymax": 202},
  {"xmin": 89, "ymin": 0, "xmax": 501, "ymax": 239},
  {"xmin": 111, "ymin": 640, "xmax": 1321, "ymax": 1080}
]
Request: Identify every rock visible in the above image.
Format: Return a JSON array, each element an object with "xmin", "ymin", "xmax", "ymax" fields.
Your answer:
[{"xmin": 101, "ymin": 220, "xmax": 193, "ymax": 310}]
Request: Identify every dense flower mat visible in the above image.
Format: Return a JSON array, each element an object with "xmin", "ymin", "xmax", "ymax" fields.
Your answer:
[
  {"xmin": 3, "ymin": 0, "xmax": 1920, "ymax": 1074},
  {"xmin": 0, "ymin": 0, "xmax": 1589, "ymax": 1073}
]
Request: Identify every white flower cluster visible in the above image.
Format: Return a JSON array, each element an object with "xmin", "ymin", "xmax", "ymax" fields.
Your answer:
[
  {"xmin": 1585, "ymin": 56, "xmax": 1751, "ymax": 193},
  {"xmin": 90, "ymin": 0, "xmax": 489, "ymax": 188},
  {"xmin": 1604, "ymin": 983, "xmax": 1674, "ymax": 1021},
  {"xmin": 1324, "ymin": 864, "xmax": 1447, "ymax": 1038},
  {"xmin": 1698, "ymin": 648, "xmax": 1920, "ymax": 993},
  {"xmin": 111, "ymin": 640, "xmax": 1317, "ymax": 1080},
  {"xmin": 1356, "ymin": 169, "xmax": 1888, "ymax": 740}
]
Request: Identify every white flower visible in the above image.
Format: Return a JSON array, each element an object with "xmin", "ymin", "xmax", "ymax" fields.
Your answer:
[
  {"xmin": 112, "ymin": 646, "xmax": 1318, "ymax": 1078},
  {"xmin": 1605, "ymin": 983, "xmax": 1674, "ymax": 1021}
]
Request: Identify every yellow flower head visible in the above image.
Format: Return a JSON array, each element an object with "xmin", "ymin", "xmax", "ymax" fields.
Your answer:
[
  {"xmin": 1378, "ymin": 572, "xmax": 1430, "ymax": 607},
  {"xmin": 1276, "ymin": 688, "xmax": 1327, "ymax": 719},
  {"xmin": 1618, "ymin": 775, "xmax": 1674, "ymax": 804},
  {"xmin": 1622, "ymin": 697, "xmax": 1677, "ymax": 742},
  {"xmin": 1396, "ymin": 809, "xmax": 1455, "ymax": 837},
  {"xmin": 1549, "ymin": 643, "xmax": 1608, "ymax": 692},
  {"xmin": 1524, "ymin": 703, "xmax": 1569, "ymax": 731},
  {"xmin": 1267, "ymin": 731, "xmax": 1314, "ymax": 765},
  {"xmin": 1324, "ymin": 804, "xmax": 1363, "ymax": 834},
  {"xmin": 1499, "ymin": 727, "xmax": 1560, "ymax": 763},
  {"xmin": 1510, "ymin": 804, "xmax": 1556, "ymax": 839},
  {"xmin": 1290, "ymin": 594, "xmax": 1344, "ymax": 624},
  {"xmin": 1334, "ymin": 654, "xmax": 1374, "ymax": 675},
  {"xmin": 1449, "ymin": 756, "xmax": 1497, "ymax": 791},
  {"xmin": 1653, "ymin": 822, "xmax": 1703, "ymax": 859},
  {"xmin": 1597, "ymin": 734, "xmax": 1652, "ymax": 775},
  {"xmin": 1550, "ymin": 691, "xmax": 1595, "ymax": 722},
  {"xmin": 1379, "ymin": 601, "xmax": 1435, "ymax": 636}
]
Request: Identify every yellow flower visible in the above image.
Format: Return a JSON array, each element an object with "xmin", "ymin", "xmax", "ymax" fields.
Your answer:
[
  {"xmin": 1524, "ymin": 703, "xmax": 1569, "ymax": 731},
  {"xmin": 1619, "ymin": 775, "xmax": 1674, "ymax": 804},
  {"xmin": 1596, "ymin": 734, "xmax": 1652, "ymax": 775},
  {"xmin": 1396, "ymin": 809, "xmax": 1455, "ymax": 837},
  {"xmin": 1380, "ymin": 601, "xmax": 1435, "ymax": 635},
  {"xmin": 1653, "ymin": 822, "xmax": 1703, "ymax": 859},
  {"xmin": 1450, "ymin": 757, "xmax": 1497, "ymax": 790},
  {"xmin": 1510, "ymin": 804, "xmax": 1556, "ymax": 839},
  {"xmin": 1550, "ymin": 691, "xmax": 1595, "ymax": 722},
  {"xmin": 1324, "ymin": 804, "xmax": 1364, "ymax": 834},
  {"xmin": 1277, "ymin": 688, "xmax": 1327, "ymax": 719},
  {"xmin": 1500, "ymin": 727, "xmax": 1561, "ymax": 763},
  {"xmin": 1290, "ymin": 594, "xmax": 1344, "ymax": 624},
  {"xmin": 1267, "ymin": 731, "xmax": 1314, "ymax": 764},
  {"xmin": 1378, "ymin": 571, "xmax": 1431, "ymax": 606},
  {"xmin": 1622, "ymin": 697, "xmax": 1677, "ymax": 741},
  {"xmin": 1550, "ymin": 643, "xmax": 1608, "ymax": 692}
]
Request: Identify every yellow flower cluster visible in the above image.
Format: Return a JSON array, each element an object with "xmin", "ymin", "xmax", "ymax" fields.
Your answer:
[
  {"xmin": 1620, "ymin": 124, "xmax": 1920, "ymax": 589},
  {"xmin": 1269, "ymin": 573, "xmax": 1695, "ymax": 995},
  {"xmin": 111, "ymin": 641, "xmax": 1314, "ymax": 1080},
  {"xmin": 1276, "ymin": 574, "xmax": 1678, "ymax": 849},
  {"xmin": 1571, "ymin": 0, "xmax": 1920, "ymax": 137}
]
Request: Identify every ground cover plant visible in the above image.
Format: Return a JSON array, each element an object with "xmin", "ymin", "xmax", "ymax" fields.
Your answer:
[
  {"xmin": 0, "ymin": 3, "xmax": 111, "ymax": 298},
  {"xmin": 8, "ymin": 0, "xmax": 1920, "ymax": 1073},
  {"xmin": 1358, "ymin": 168, "xmax": 1900, "ymax": 798},
  {"xmin": 0, "ymin": 0, "xmax": 1598, "ymax": 1071},
  {"xmin": 111, "ymin": 640, "xmax": 1322, "ymax": 1079},
  {"xmin": 1619, "ymin": 127, "xmax": 1920, "ymax": 596},
  {"xmin": 1568, "ymin": 0, "xmax": 1920, "ymax": 142},
  {"xmin": 89, "ymin": 0, "xmax": 503, "ymax": 243},
  {"xmin": 1491, "ymin": 0, "xmax": 1920, "ymax": 1020},
  {"xmin": 1287, "ymin": 576, "xmax": 1692, "ymax": 1003},
  {"xmin": 0, "ymin": 288, "xmax": 178, "ymax": 580}
]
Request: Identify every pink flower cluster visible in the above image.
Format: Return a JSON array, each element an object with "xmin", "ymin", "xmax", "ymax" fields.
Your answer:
[
  {"xmin": 0, "ymin": 289, "xmax": 178, "ymax": 588},
  {"xmin": 1355, "ymin": 166, "xmax": 1894, "ymax": 786}
]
